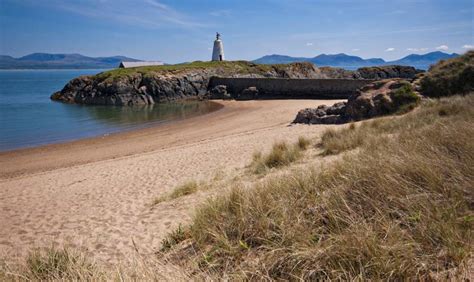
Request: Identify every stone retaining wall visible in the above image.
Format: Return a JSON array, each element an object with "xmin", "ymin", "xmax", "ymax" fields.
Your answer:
[{"xmin": 208, "ymin": 77, "xmax": 375, "ymax": 99}]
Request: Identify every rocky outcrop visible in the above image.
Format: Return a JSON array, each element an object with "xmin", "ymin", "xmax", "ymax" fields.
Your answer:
[
  {"xmin": 51, "ymin": 62, "xmax": 327, "ymax": 106},
  {"xmin": 293, "ymin": 102, "xmax": 347, "ymax": 124},
  {"xmin": 357, "ymin": 65, "xmax": 423, "ymax": 80},
  {"xmin": 51, "ymin": 61, "xmax": 423, "ymax": 106},
  {"xmin": 317, "ymin": 65, "xmax": 422, "ymax": 80},
  {"xmin": 293, "ymin": 79, "xmax": 421, "ymax": 124}
]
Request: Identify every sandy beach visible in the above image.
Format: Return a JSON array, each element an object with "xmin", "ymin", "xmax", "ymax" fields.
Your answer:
[{"xmin": 0, "ymin": 99, "xmax": 341, "ymax": 266}]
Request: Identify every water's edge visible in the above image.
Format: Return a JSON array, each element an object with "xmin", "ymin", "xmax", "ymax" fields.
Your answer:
[
  {"xmin": 0, "ymin": 69, "xmax": 221, "ymax": 152},
  {"xmin": 0, "ymin": 100, "xmax": 224, "ymax": 153}
]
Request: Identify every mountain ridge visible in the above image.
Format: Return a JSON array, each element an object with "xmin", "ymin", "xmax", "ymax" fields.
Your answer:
[
  {"xmin": 254, "ymin": 51, "xmax": 460, "ymax": 70},
  {"xmin": 0, "ymin": 53, "xmax": 142, "ymax": 69}
]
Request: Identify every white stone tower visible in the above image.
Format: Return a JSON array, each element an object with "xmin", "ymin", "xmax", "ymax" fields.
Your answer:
[{"xmin": 212, "ymin": 32, "xmax": 225, "ymax": 61}]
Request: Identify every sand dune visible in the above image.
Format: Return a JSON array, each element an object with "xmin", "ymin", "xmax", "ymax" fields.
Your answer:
[{"xmin": 0, "ymin": 99, "xmax": 341, "ymax": 266}]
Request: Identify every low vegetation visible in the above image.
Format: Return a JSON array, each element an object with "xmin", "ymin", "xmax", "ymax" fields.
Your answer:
[
  {"xmin": 250, "ymin": 137, "xmax": 310, "ymax": 174},
  {"xmin": 421, "ymin": 50, "xmax": 474, "ymax": 97},
  {"xmin": 160, "ymin": 225, "xmax": 189, "ymax": 252},
  {"xmin": 0, "ymin": 247, "xmax": 101, "ymax": 280},
  {"xmin": 390, "ymin": 81, "xmax": 421, "ymax": 113},
  {"xmin": 321, "ymin": 93, "xmax": 472, "ymax": 155},
  {"xmin": 172, "ymin": 94, "xmax": 473, "ymax": 279},
  {"xmin": 153, "ymin": 180, "xmax": 200, "ymax": 205},
  {"xmin": 95, "ymin": 60, "xmax": 308, "ymax": 82}
]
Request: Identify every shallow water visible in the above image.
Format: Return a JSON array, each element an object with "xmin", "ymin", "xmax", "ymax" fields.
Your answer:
[{"xmin": 0, "ymin": 69, "xmax": 219, "ymax": 151}]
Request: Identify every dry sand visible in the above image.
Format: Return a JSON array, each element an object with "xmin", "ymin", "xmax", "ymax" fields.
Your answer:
[{"xmin": 0, "ymin": 99, "xmax": 341, "ymax": 267}]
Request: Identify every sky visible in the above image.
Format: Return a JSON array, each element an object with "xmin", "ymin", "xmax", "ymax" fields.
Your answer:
[{"xmin": 0, "ymin": 0, "xmax": 473, "ymax": 63}]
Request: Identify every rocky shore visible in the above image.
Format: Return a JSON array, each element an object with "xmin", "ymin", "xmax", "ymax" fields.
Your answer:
[
  {"xmin": 51, "ymin": 61, "xmax": 421, "ymax": 106},
  {"xmin": 293, "ymin": 79, "xmax": 421, "ymax": 124}
]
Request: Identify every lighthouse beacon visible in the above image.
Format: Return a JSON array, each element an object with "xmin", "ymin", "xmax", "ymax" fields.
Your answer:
[{"xmin": 212, "ymin": 32, "xmax": 225, "ymax": 61}]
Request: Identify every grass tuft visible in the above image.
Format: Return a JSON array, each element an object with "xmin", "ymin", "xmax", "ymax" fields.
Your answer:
[
  {"xmin": 160, "ymin": 225, "xmax": 190, "ymax": 252},
  {"xmin": 25, "ymin": 247, "xmax": 99, "ymax": 280},
  {"xmin": 296, "ymin": 136, "xmax": 311, "ymax": 150},
  {"xmin": 153, "ymin": 181, "xmax": 199, "ymax": 205},
  {"xmin": 250, "ymin": 139, "xmax": 308, "ymax": 174}
]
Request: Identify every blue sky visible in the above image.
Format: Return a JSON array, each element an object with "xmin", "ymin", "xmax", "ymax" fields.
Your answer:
[{"xmin": 0, "ymin": 0, "xmax": 472, "ymax": 63}]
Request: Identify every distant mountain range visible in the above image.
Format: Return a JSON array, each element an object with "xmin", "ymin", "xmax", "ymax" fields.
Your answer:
[
  {"xmin": 0, "ymin": 51, "xmax": 460, "ymax": 70},
  {"xmin": 0, "ymin": 53, "xmax": 142, "ymax": 69},
  {"xmin": 253, "ymin": 51, "xmax": 460, "ymax": 70}
]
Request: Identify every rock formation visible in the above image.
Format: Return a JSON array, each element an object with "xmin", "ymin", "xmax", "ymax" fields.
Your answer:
[
  {"xmin": 51, "ymin": 61, "xmax": 422, "ymax": 106},
  {"xmin": 51, "ymin": 62, "xmax": 326, "ymax": 106},
  {"xmin": 293, "ymin": 79, "xmax": 421, "ymax": 124}
]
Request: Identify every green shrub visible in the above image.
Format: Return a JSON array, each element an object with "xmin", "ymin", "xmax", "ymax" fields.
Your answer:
[{"xmin": 390, "ymin": 83, "xmax": 420, "ymax": 109}]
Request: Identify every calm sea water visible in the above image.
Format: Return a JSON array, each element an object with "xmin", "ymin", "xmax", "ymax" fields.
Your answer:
[{"xmin": 0, "ymin": 70, "xmax": 219, "ymax": 151}]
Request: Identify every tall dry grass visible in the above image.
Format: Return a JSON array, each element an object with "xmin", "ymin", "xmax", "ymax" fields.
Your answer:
[
  {"xmin": 250, "ymin": 137, "xmax": 310, "ymax": 174},
  {"xmin": 183, "ymin": 95, "xmax": 474, "ymax": 279}
]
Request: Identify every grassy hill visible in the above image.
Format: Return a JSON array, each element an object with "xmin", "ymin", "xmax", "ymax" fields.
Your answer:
[{"xmin": 421, "ymin": 50, "xmax": 474, "ymax": 97}]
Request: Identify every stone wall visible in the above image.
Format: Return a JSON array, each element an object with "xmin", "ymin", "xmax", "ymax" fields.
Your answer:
[{"xmin": 208, "ymin": 77, "xmax": 375, "ymax": 100}]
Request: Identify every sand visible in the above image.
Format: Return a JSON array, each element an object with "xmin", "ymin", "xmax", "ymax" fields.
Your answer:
[{"xmin": 0, "ymin": 99, "xmax": 341, "ymax": 266}]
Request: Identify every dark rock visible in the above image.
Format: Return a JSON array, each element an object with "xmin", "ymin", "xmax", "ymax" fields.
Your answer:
[
  {"xmin": 357, "ymin": 65, "xmax": 422, "ymax": 80},
  {"xmin": 293, "ymin": 108, "xmax": 343, "ymax": 124},
  {"xmin": 326, "ymin": 102, "xmax": 347, "ymax": 115},
  {"xmin": 210, "ymin": 85, "xmax": 231, "ymax": 99},
  {"xmin": 237, "ymin": 86, "xmax": 259, "ymax": 100}
]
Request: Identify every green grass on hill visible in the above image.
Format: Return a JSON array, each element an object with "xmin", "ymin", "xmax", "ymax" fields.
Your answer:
[
  {"xmin": 94, "ymin": 60, "xmax": 299, "ymax": 82},
  {"xmin": 421, "ymin": 50, "xmax": 474, "ymax": 97}
]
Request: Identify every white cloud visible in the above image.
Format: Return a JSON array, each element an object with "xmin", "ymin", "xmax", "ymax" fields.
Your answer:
[
  {"xmin": 385, "ymin": 47, "xmax": 395, "ymax": 52},
  {"xmin": 436, "ymin": 45, "xmax": 449, "ymax": 51},
  {"xmin": 407, "ymin": 47, "xmax": 429, "ymax": 52},
  {"xmin": 352, "ymin": 48, "xmax": 360, "ymax": 52},
  {"xmin": 462, "ymin": 44, "xmax": 474, "ymax": 49},
  {"xmin": 306, "ymin": 42, "xmax": 313, "ymax": 46}
]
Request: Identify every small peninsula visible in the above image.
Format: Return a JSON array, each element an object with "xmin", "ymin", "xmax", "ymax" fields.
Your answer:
[{"xmin": 51, "ymin": 61, "xmax": 420, "ymax": 106}]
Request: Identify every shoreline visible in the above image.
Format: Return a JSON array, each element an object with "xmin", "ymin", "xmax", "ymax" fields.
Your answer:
[
  {"xmin": 0, "ymin": 100, "xmax": 224, "ymax": 153},
  {"xmin": 0, "ymin": 99, "xmax": 342, "ymax": 266},
  {"xmin": 0, "ymin": 99, "xmax": 337, "ymax": 180},
  {"xmin": 0, "ymin": 100, "xmax": 231, "ymax": 179}
]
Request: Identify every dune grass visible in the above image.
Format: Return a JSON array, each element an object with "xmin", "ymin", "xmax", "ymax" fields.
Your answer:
[
  {"xmin": 250, "ymin": 137, "xmax": 310, "ymax": 174},
  {"xmin": 160, "ymin": 225, "xmax": 189, "ymax": 252},
  {"xmin": 320, "ymin": 94, "xmax": 473, "ymax": 155},
  {"xmin": 0, "ymin": 247, "xmax": 102, "ymax": 280},
  {"xmin": 177, "ymin": 95, "xmax": 473, "ymax": 279},
  {"xmin": 153, "ymin": 180, "xmax": 200, "ymax": 205}
]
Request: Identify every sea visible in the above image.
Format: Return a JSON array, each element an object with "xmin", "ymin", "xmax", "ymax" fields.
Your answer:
[{"xmin": 0, "ymin": 69, "xmax": 219, "ymax": 151}]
